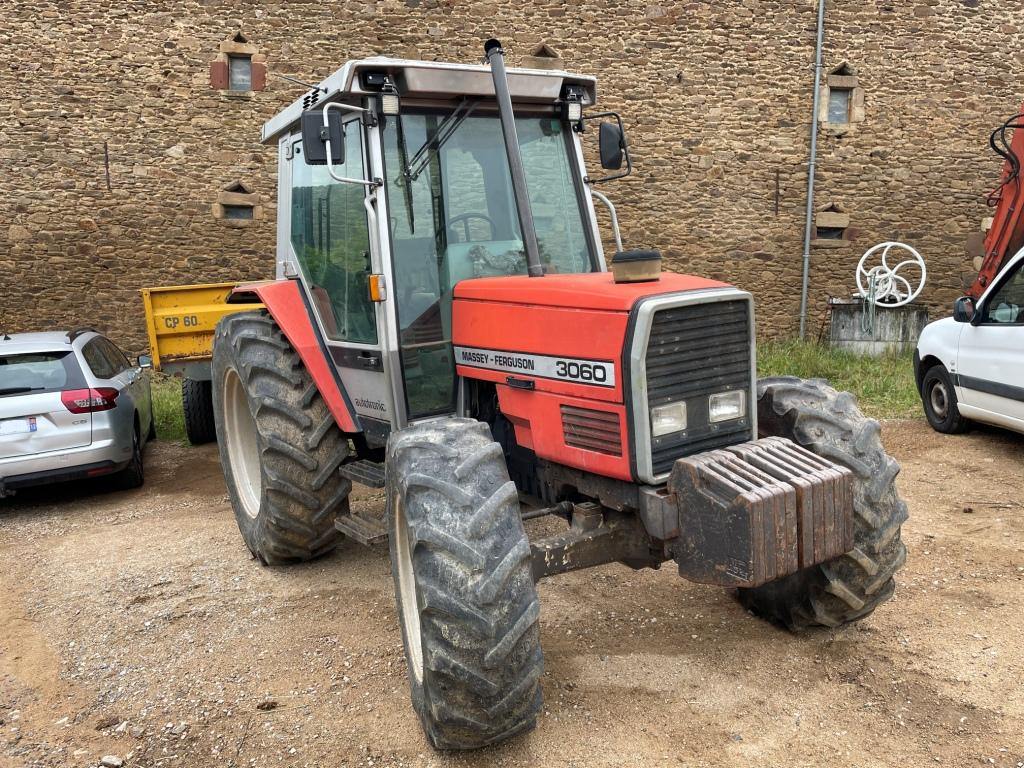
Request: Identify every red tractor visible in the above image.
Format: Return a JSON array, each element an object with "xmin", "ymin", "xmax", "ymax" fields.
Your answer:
[{"xmin": 211, "ymin": 41, "xmax": 907, "ymax": 749}]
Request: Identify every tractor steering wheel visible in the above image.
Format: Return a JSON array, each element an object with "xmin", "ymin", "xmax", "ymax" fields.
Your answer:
[{"xmin": 447, "ymin": 212, "xmax": 496, "ymax": 244}]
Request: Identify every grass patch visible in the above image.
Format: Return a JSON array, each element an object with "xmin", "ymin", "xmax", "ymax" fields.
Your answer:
[
  {"xmin": 757, "ymin": 340, "xmax": 920, "ymax": 420},
  {"xmin": 151, "ymin": 375, "xmax": 186, "ymax": 443}
]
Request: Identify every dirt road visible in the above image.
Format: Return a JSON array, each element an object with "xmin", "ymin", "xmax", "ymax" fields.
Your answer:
[{"xmin": 1, "ymin": 419, "xmax": 1022, "ymax": 768}]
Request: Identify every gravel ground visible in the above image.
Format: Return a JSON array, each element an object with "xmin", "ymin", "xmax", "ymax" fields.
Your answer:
[{"xmin": 1, "ymin": 419, "xmax": 1022, "ymax": 768}]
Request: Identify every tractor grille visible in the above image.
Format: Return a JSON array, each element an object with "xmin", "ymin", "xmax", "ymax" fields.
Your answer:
[
  {"xmin": 561, "ymin": 405, "xmax": 622, "ymax": 456},
  {"xmin": 643, "ymin": 298, "xmax": 753, "ymax": 478}
]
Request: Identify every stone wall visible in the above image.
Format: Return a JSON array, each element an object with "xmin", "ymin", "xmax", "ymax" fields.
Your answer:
[{"xmin": 1, "ymin": 0, "xmax": 1020, "ymax": 353}]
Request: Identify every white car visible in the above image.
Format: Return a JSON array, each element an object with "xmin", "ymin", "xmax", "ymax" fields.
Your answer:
[
  {"xmin": 0, "ymin": 330, "xmax": 155, "ymax": 497},
  {"xmin": 915, "ymin": 248, "xmax": 1024, "ymax": 435}
]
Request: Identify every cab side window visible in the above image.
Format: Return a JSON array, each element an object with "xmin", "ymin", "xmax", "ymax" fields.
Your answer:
[
  {"xmin": 289, "ymin": 122, "xmax": 376, "ymax": 344},
  {"xmin": 983, "ymin": 264, "xmax": 1024, "ymax": 325}
]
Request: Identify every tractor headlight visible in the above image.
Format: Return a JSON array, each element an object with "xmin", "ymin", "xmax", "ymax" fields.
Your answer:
[
  {"xmin": 709, "ymin": 390, "xmax": 746, "ymax": 423},
  {"xmin": 381, "ymin": 91, "xmax": 400, "ymax": 116},
  {"xmin": 651, "ymin": 401, "xmax": 687, "ymax": 437}
]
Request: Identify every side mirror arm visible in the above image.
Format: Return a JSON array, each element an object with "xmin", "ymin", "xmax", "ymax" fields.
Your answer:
[{"xmin": 321, "ymin": 103, "xmax": 382, "ymax": 188}]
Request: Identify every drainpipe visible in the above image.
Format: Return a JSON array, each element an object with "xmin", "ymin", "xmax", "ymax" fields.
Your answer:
[{"xmin": 799, "ymin": 0, "xmax": 827, "ymax": 339}]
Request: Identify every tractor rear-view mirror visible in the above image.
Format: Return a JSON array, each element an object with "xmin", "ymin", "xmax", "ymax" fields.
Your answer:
[
  {"xmin": 599, "ymin": 122, "xmax": 625, "ymax": 170},
  {"xmin": 583, "ymin": 111, "xmax": 632, "ymax": 183},
  {"xmin": 300, "ymin": 110, "xmax": 345, "ymax": 166},
  {"xmin": 953, "ymin": 296, "xmax": 975, "ymax": 323}
]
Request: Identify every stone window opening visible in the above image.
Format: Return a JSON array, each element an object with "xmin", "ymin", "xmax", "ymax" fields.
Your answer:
[
  {"xmin": 228, "ymin": 54, "xmax": 253, "ymax": 91},
  {"xmin": 820, "ymin": 62, "xmax": 864, "ymax": 130},
  {"xmin": 812, "ymin": 202, "xmax": 851, "ymax": 249},
  {"xmin": 223, "ymin": 204, "xmax": 254, "ymax": 220},
  {"xmin": 827, "ymin": 87, "xmax": 852, "ymax": 124},
  {"xmin": 213, "ymin": 182, "xmax": 262, "ymax": 227},
  {"xmin": 210, "ymin": 32, "xmax": 266, "ymax": 92}
]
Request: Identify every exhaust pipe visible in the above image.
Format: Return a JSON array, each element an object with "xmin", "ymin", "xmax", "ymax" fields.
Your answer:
[{"xmin": 484, "ymin": 38, "xmax": 544, "ymax": 278}]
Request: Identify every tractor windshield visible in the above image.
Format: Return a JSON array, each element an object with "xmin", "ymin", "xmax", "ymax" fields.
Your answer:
[{"xmin": 382, "ymin": 110, "xmax": 595, "ymax": 418}]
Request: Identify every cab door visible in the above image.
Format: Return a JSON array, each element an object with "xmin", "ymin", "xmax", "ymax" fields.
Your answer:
[
  {"xmin": 956, "ymin": 257, "xmax": 1024, "ymax": 429},
  {"xmin": 282, "ymin": 118, "xmax": 393, "ymax": 432}
]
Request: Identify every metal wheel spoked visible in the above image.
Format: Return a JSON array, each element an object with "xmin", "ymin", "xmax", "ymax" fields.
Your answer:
[
  {"xmin": 223, "ymin": 367, "xmax": 262, "ymax": 519},
  {"xmin": 393, "ymin": 494, "xmax": 424, "ymax": 683},
  {"xmin": 856, "ymin": 242, "xmax": 927, "ymax": 307},
  {"xmin": 930, "ymin": 380, "xmax": 950, "ymax": 420}
]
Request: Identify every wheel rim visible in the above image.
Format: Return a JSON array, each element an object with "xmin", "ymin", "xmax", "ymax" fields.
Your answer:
[
  {"xmin": 930, "ymin": 380, "xmax": 949, "ymax": 419},
  {"xmin": 223, "ymin": 367, "xmax": 262, "ymax": 519},
  {"xmin": 393, "ymin": 493, "xmax": 423, "ymax": 683}
]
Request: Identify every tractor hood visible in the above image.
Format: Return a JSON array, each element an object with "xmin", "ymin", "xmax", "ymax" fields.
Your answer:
[
  {"xmin": 453, "ymin": 271, "xmax": 731, "ymax": 312},
  {"xmin": 451, "ymin": 270, "xmax": 750, "ymax": 483}
]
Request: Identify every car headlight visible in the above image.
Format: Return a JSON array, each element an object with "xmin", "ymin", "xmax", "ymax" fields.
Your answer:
[
  {"xmin": 709, "ymin": 390, "xmax": 746, "ymax": 423},
  {"xmin": 651, "ymin": 401, "xmax": 687, "ymax": 437}
]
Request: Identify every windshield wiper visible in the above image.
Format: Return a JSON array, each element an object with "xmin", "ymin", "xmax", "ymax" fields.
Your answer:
[
  {"xmin": 404, "ymin": 98, "xmax": 479, "ymax": 182},
  {"xmin": 0, "ymin": 386, "xmax": 44, "ymax": 395}
]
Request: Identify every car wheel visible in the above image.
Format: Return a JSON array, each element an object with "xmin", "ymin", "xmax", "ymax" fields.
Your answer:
[
  {"xmin": 921, "ymin": 365, "xmax": 970, "ymax": 434},
  {"xmin": 113, "ymin": 424, "xmax": 145, "ymax": 490}
]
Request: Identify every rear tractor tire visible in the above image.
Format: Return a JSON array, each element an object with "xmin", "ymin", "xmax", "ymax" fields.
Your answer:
[
  {"xmin": 212, "ymin": 310, "xmax": 351, "ymax": 566},
  {"xmin": 738, "ymin": 377, "xmax": 908, "ymax": 630},
  {"xmin": 182, "ymin": 377, "xmax": 217, "ymax": 445},
  {"xmin": 386, "ymin": 418, "xmax": 543, "ymax": 750}
]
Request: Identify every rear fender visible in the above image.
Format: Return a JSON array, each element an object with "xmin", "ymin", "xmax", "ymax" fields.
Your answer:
[{"xmin": 229, "ymin": 280, "xmax": 361, "ymax": 434}]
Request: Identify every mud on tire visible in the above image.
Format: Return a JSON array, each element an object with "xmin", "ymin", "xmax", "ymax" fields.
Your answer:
[
  {"xmin": 738, "ymin": 377, "xmax": 908, "ymax": 630},
  {"xmin": 387, "ymin": 418, "xmax": 543, "ymax": 750},
  {"xmin": 212, "ymin": 310, "xmax": 350, "ymax": 565}
]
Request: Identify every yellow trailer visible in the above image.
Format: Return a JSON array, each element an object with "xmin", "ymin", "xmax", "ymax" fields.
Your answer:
[
  {"xmin": 140, "ymin": 282, "xmax": 262, "ymax": 379},
  {"xmin": 140, "ymin": 282, "xmax": 262, "ymax": 444}
]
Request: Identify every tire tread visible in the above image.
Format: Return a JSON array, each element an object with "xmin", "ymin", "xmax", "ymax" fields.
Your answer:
[
  {"xmin": 737, "ymin": 376, "xmax": 908, "ymax": 630},
  {"xmin": 212, "ymin": 310, "xmax": 349, "ymax": 565},
  {"xmin": 387, "ymin": 418, "xmax": 543, "ymax": 750}
]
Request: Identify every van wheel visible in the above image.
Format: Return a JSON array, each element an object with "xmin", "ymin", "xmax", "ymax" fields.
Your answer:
[
  {"xmin": 212, "ymin": 311, "xmax": 349, "ymax": 565},
  {"xmin": 921, "ymin": 365, "xmax": 970, "ymax": 434}
]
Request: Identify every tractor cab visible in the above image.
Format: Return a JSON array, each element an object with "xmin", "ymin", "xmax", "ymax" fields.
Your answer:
[{"xmin": 260, "ymin": 47, "xmax": 627, "ymax": 438}]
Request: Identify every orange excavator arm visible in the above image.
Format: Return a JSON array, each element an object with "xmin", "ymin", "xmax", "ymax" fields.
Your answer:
[{"xmin": 970, "ymin": 103, "xmax": 1024, "ymax": 299}]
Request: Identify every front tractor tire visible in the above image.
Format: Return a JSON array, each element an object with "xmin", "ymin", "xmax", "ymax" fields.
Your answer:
[
  {"xmin": 738, "ymin": 377, "xmax": 908, "ymax": 630},
  {"xmin": 212, "ymin": 310, "xmax": 351, "ymax": 566},
  {"xmin": 386, "ymin": 418, "xmax": 543, "ymax": 750}
]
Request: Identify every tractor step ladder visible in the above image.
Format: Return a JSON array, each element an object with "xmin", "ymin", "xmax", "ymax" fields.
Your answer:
[
  {"xmin": 338, "ymin": 459, "xmax": 386, "ymax": 488},
  {"xmin": 335, "ymin": 513, "xmax": 388, "ymax": 546}
]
